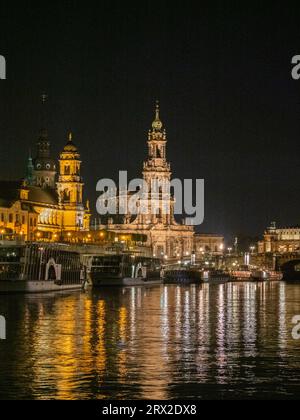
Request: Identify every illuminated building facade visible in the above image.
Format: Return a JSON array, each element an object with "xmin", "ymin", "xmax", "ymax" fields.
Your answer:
[
  {"xmin": 194, "ymin": 234, "xmax": 224, "ymax": 260},
  {"xmin": 258, "ymin": 222, "xmax": 300, "ymax": 254},
  {"xmin": 0, "ymin": 181, "xmax": 38, "ymax": 240},
  {"xmin": 0, "ymin": 127, "xmax": 90, "ymax": 241}
]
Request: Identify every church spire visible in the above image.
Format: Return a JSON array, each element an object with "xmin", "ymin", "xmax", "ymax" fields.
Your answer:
[
  {"xmin": 36, "ymin": 93, "xmax": 51, "ymax": 157},
  {"xmin": 68, "ymin": 132, "xmax": 73, "ymax": 143},
  {"xmin": 152, "ymin": 100, "xmax": 163, "ymax": 132},
  {"xmin": 40, "ymin": 93, "xmax": 49, "ymax": 138},
  {"xmin": 155, "ymin": 100, "xmax": 160, "ymax": 119},
  {"xmin": 26, "ymin": 150, "xmax": 34, "ymax": 186},
  {"xmin": 32, "ymin": 94, "xmax": 57, "ymax": 189}
]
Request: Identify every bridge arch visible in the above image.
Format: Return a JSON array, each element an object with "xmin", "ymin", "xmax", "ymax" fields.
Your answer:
[{"xmin": 280, "ymin": 259, "xmax": 300, "ymax": 280}]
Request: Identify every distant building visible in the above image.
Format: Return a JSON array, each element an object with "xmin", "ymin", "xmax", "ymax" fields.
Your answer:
[
  {"xmin": 258, "ymin": 222, "xmax": 300, "ymax": 254},
  {"xmin": 194, "ymin": 234, "xmax": 224, "ymax": 260}
]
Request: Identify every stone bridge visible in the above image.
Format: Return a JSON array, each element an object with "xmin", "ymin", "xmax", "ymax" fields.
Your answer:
[{"xmin": 274, "ymin": 253, "xmax": 300, "ymax": 280}]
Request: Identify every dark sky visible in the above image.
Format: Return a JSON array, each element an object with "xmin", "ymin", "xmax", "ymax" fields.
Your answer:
[{"xmin": 0, "ymin": 1, "xmax": 300, "ymax": 241}]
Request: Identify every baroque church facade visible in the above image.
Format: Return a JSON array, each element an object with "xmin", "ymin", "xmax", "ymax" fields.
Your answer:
[
  {"xmin": 0, "ymin": 123, "xmax": 90, "ymax": 241},
  {"xmin": 101, "ymin": 103, "xmax": 195, "ymax": 259}
]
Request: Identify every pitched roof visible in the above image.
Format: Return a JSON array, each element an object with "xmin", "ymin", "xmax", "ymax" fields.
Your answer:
[{"xmin": 27, "ymin": 186, "xmax": 59, "ymax": 206}]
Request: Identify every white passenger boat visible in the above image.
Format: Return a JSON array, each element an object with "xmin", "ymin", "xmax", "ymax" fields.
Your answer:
[
  {"xmin": 0, "ymin": 242, "xmax": 84, "ymax": 293},
  {"xmin": 86, "ymin": 253, "xmax": 162, "ymax": 287},
  {"xmin": 251, "ymin": 269, "xmax": 270, "ymax": 282},
  {"xmin": 250, "ymin": 269, "xmax": 283, "ymax": 282}
]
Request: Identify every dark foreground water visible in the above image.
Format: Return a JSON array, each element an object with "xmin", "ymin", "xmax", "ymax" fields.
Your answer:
[{"xmin": 0, "ymin": 282, "xmax": 300, "ymax": 400}]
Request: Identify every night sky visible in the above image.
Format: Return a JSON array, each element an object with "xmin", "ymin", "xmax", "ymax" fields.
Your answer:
[{"xmin": 0, "ymin": 1, "xmax": 300, "ymax": 241}]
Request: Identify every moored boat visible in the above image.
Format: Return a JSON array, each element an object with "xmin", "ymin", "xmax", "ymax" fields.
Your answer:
[
  {"xmin": 230, "ymin": 266, "xmax": 252, "ymax": 282},
  {"xmin": 250, "ymin": 269, "xmax": 283, "ymax": 282},
  {"xmin": 250, "ymin": 269, "xmax": 270, "ymax": 282},
  {"xmin": 163, "ymin": 267, "xmax": 202, "ymax": 285},
  {"xmin": 86, "ymin": 253, "xmax": 162, "ymax": 287},
  {"xmin": 0, "ymin": 242, "xmax": 84, "ymax": 293},
  {"xmin": 268, "ymin": 271, "xmax": 283, "ymax": 281},
  {"xmin": 201, "ymin": 269, "xmax": 231, "ymax": 284}
]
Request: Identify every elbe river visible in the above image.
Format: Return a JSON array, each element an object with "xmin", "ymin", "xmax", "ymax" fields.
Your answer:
[{"xmin": 0, "ymin": 282, "xmax": 300, "ymax": 400}]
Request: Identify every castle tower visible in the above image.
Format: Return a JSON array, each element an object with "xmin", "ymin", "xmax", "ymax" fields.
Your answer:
[
  {"xmin": 56, "ymin": 133, "xmax": 87, "ymax": 230},
  {"xmin": 32, "ymin": 95, "xmax": 57, "ymax": 189},
  {"xmin": 141, "ymin": 102, "xmax": 174, "ymax": 226}
]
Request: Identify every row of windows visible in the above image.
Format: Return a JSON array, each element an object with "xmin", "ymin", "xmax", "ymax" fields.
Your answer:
[
  {"xmin": 278, "ymin": 245, "xmax": 300, "ymax": 252},
  {"xmin": 275, "ymin": 230, "xmax": 300, "ymax": 236},
  {"xmin": 197, "ymin": 246, "xmax": 220, "ymax": 253},
  {"xmin": 0, "ymin": 213, "xmax": 37, "ymax": 226},
  {"xmin": 63, "ymin": 165, "xmax": 80, "ymax": 175}
]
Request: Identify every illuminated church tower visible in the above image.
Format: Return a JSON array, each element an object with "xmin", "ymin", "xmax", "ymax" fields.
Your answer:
[
  {"xmin": 139, "ymin": 101, "xmax": 175, "ymax": 226},
  {"xmin": 100, "ymin": 101, "xmax": 194, "ymax": 259},
  {"xmin": 57, "ymin": 133, "xmax": 89, "ymax": 230}
]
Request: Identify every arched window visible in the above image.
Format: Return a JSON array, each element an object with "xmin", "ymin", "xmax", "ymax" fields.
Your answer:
[
  {"xmin": 63, "ymin": 189, "xmax": 71, "ymax": 202},
  {"xmin": 48, "ymin": 266, "xmax": 56, "ymax": 280}
]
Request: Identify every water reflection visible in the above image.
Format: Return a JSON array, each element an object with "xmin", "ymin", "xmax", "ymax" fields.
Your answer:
[{"xmin": 0, "ymin": 282, "xmax": 300, "ymax": 399}]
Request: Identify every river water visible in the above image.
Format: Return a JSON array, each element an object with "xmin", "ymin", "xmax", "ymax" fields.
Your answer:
[{"xmin": 0, "ymin": 282, "xmax": 300, "ymax": 400}]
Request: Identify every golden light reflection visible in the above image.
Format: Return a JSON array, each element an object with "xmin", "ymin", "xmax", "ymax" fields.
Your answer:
[
  {"xmin": 3, "ymin": 282, "xmax": 300, "ymax": 400},
  {"xmin": 118, "ymin": 306, "xmax": 128, "ymax": 381},
  {"xmin": 96, "ymin": 300, "xmax": 106, "ymax": 378},
  {"xmin": 82, "ymin": 297, "xmax": 92, "ymax": 355}
]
